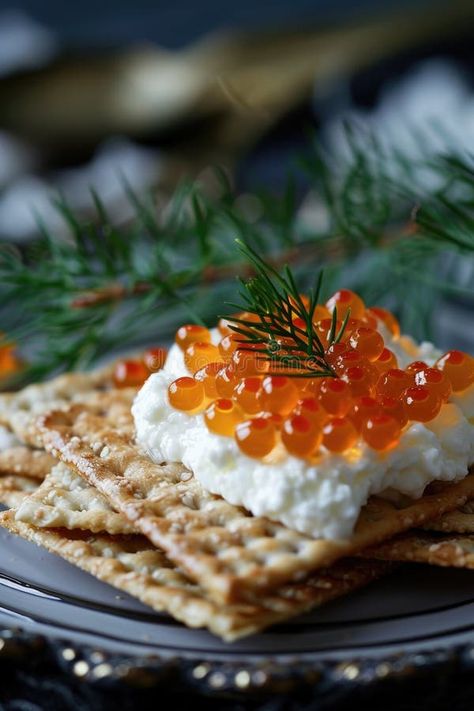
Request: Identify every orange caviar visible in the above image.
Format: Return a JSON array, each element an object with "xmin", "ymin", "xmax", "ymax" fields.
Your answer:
[
  {"xmin": 341, "ymin": 363, "xmax": 378, "ymax": 397},
  {"xmin": 168, "ymin": 376, "xmax": 205, "ymax": 413},
  {"xmin": 362, "ymin": 414, "xmax": 401, "ymax": 451},
  {"xmin": 184, "ymin": 342, "xmax": 220, "ymax": 373},
  {"xmin": 312, "ymin": 304, "xmax": 331, "ymax": 323},
  {"xmin": 376, "ymin": 368, "xmax": 413, "ymax": 399},
  {"xmin": 176, "ymin": 324, "xmax": 211, "ymax": 350},
  {"xmin": 218, "ymin": 334, "xmax": 239, "ymax": 361},
  {"xmin": 113, "ymin": 359, "xmax": 149, "ymax": 388},
  {"xmin": 194, "ymin": 362, "xmax": 223, "ymax": 399},
  {"xmin": 235, "ymin": 417, "xmax": 277, "ymax": 458},
  {"xmin": 318, "ymin": 379, "xmax": 352, "ymax": 416},
  {"xmin": 322, "ymin": 417, "xmax": 358, "ymax": 453},
  {"xmin": 205, "ymin": 398, "xmax": 243, "ymax": 436},
  {"xmin": 326, "ymin": 342, "xmax": 349, "ymax": 364},
  {"xmin": 282, "ymin": 414, "xmax": 322, "ymax": 457},
  {"xmin": 378, "ymin": 395, "xmax": 408, "ymax": 428},
  {"xmin": 143, "ymin": 347, "xmax": 168, "ymax": 372},
  {"xmin": 215, "ymin": 365, "xmax": 237, "ymax": 397},
  {"xmin": 349, "ymin": 327, "xmax": 384, "ymax": 362},
  {"xmin": 261, "ymin": 376, "xmax": 299, "ymax": 415},
  {"xmin": 436, "ymin": 350, "xmax": 474, "ymax": 392},
  {"xmin": 415, "ymin": 367, "xmax": 452, "ymax": 402},
  {"xmin": 374, "ymin": 348, "xmax": 398, "ymax": 374},
  {"xmin": 233, "ymin": 377, "xmax": 263, "ymax": 414},
  {"xmin": 166, "ymin": 290, "xmax": 472, "ymax": 461},
  {"xmin": 0, "ymin": 340, "xmax": 21, "ymax": 378},
  {"xmin": 231, "ymin": 345, "xmax": 268, "ymax": 377},
  {"xmin": 402, "ymin": 385, "xmax": 442, "ymax": 422},
  {"xmin": 326, "ymin": 289, "xmax": 366, "ymax": 320},
  {"xmin": 406, "ymin": 360, "xmax": 428, "ymax": 374},
  {"xmin": 349, "ymin": 396, "xmax": 382, "ymax": 431},
  {"xmin": 293, "ymin": 397, "xmax": 327, "ymax": 427},
  {"xmin": 366, "ymin": 307, "xmax": 400, "ymax": 338}
]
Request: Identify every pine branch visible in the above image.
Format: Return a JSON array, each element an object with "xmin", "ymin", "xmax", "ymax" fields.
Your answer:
[{"xmin": 0, "ymin": 125, "xmax": 473, "ymax": 385}]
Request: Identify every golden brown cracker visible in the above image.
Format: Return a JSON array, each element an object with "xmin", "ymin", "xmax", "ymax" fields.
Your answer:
[
  {"xmin": 36, "ymin": 405, "xmax": 474, "ymax": 604},
  {"xmin": 362, "ymin": 530, "xmax": 474, "ymax": 570},
  {"xmin": 0, "ymin": 508, "xmax": 391, "ymax": 641}
]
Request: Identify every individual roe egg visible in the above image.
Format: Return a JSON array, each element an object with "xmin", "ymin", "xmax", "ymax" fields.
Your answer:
[
  {"xmin": 204, "ymin": 398, "xmax": 243, "ymax": 436},
  {"xmin": 168, "ymin": 376, "xmax": 205, "ymax": 413},
  {"xmin": 435, "ymin": 350, "xmax": 474, "ymax": 392},
  {"xmin": 235, "ymin": 417, "xmax": 277, "ymax": 458}
]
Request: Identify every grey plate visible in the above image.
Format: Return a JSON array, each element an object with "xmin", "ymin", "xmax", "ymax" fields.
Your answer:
[{"xmin": 1, "ymin": 522, "xmax": 474, "ymax": 666}]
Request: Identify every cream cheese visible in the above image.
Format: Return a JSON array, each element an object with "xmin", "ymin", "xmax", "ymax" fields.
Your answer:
[{"xmin": 133, "ymin": 329, "xmax": 474, "ymax": 540}]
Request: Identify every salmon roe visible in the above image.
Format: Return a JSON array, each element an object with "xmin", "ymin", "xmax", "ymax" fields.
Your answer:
[
  {"xmin": 261, "ymin": 376, "xmax": 299, "ymax": 415},
  {"xmin": 376, "ymin": 369, "xmax": 413, "ymax": 398},
  {"xmin": 113, "ymin": 359, "xmax": 149, "ymax": 388},
  {"xmin": 378, "ymin": 395, "xmax": 408, "ymax": 428},
  {"xmin": 205, "ymin": 398, "xmax": 243, "ymax": 436},
  {"xmin": 322, "ymin": 417, "xmax": 358, "ymax": 453},
  {"xmin": 184, "ymin": 342, "xmax": 220, "ymax": 373},
  {"xmin": 231, "ymin": 345, "xmax": 268, "ymax": 377},
  {"xmin": 168, "ymin": 376, "xmax": 205, "ymax": 413},
  {"xmin": 235, "ymin": 417, "xmax": 277, "ymax": 458},
  {"xmin": 218, "ymin": 334, "xmax": 239, "ymax": 361},
  {"xmin": 194, "ymin": 362, "xmax": 223, "ymax": 399},
  {"xmin": 326, "ymin": 289, "xmax": 366, "ymax": 320},
  {"xmin": 362, "ymin": 414, "xmax": 401, "ymax": 451},
  {"xmin": 366, "ymin": 307, "xmax": 400, "ymax": 338},
  {"xmin": 293, "ymin": 397, "xmax": 328, "ymax": 427},
  {"xmin": 215, "ymin": 365, "xmax": 237, "ymax": 397},
  {"xmin": 341, "ymin": 363, "xmax": 378, "ymax": 397},
  {"xmin": 374, "ymin": 348, "xmax": 398, "ymax": 374},
  {"xmin": 349, "ymin": 396, "xmax": 382, "ymax": 431},
  {"xmin": 349, "ymin": 327, "xmax": 384, "ymax": 362},
  {"xmin": 175, "ymin": 324, "xmax": 211, "ymax": 351},
  {"xmin": 143, "ymin": 347, "xmax": 168, "ymax": 372},
  {"xmin": 165, "ymin": 289, "xmax": 468, "ymax": 460},
  {"xmin": 318, "ymin": 379, "xmax": 352, "ymax": 416},
  {"xmin": 402, "ymin": 385, "xmax": 442, "ymax": 422},
  {"xmin": 406, "ymin": 360, "xmax": 428, "ymax": 374},
  {"xmin": 414, "ymin": 367, "xmax": 452, "ymax": 402},
  {"xmin": 436, "ymin": 350, "xmax": 474, "ymax": 392},
  {"xmin": 281, "ymin": 414, "xmax": 322, "ymax": 457},
  {"xmin": 233, "ymin": 377, "xmax": 263, "ymax": 414}
]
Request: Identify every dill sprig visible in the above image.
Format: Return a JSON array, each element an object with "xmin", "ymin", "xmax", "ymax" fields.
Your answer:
[{"xmin": 225, "ymin": 241, "xmax": 349, "ymax": 377}]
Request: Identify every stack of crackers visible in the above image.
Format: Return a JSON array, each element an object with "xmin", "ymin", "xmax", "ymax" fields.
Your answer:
[{"xmin": 0, "ymin": 366, "xmax": 473, "ymax": 641}]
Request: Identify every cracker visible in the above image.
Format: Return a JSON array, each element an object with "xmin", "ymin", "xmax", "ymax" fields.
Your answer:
[
  {"xmin": 423, "ymin": 500, "xmax": 474, "ymax": 534},
  {"xmin": 15, "ymin": 462, "xmax": 136, "ymax": 535},
  {"xmin": 0, "ymin": 509, "xmax": 391, "ymax": 641},
  {"xmin": 0, "ymin": 365, "xmax": 135, "ymax": 446},
  {"xmin": 361, "ymin": 531, "xmax": 474, "ymax": 570},
  {"xmin": 36, "ymin": 405, "xmax": 474, "ymax": 604},
  {"xmin": 0, "ymin": 474, "xmax": 40, "ymax": 508},
  {"xmin": 0, "ymin": 446, "xmax": 55, "ymax": 480}
]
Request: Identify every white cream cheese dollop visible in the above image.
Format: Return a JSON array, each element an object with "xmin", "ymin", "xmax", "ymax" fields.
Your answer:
[{"xmin": 133, "ymin": 330, "xmax": 474, "ymax": 540}]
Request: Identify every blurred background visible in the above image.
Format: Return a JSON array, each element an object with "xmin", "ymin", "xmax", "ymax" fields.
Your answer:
[{"xmin": 0, "ymin": 0, "xmax": 473, "ymax": 376}]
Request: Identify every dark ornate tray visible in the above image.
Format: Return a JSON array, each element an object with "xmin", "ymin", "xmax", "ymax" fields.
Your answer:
[{"xmin": 1, "ymin": 522, "xmax": 474, "ymax": 710}]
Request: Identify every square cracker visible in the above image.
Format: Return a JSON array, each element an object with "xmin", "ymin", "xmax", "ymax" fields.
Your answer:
[
  {"xmin": 0, "ymin": 366, "xmax": 135, "ymax": 446},
  {"xmin": 36, "ymin": 405, "xmax": 474, "ymax": 604},
  {"xmin": 0, "ymin": 446, "xmax": 55, "ymax": 480},
  {"xmin": 0, "ymin": 509, "xmax": 392, "ymax": 641},
  {"xmin": 0, "ymin": 474, "xmax": 40, "ymax": 509},
  {"xmin": 361, "ymin": 531, "xmax": 474, "ymax": 570},
  {"xmin": 15, "ymin": 462, "xmax": 136, "ymax": 535},
  {"xmin": 423, "ymin": 501, "xmax": 474, "ymax": 534}
]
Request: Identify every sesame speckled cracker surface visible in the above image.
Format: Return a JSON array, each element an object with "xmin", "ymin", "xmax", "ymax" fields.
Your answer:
[{"xmin": 34, "ymin": 403, "xmax": 474, "ymax": 604}]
